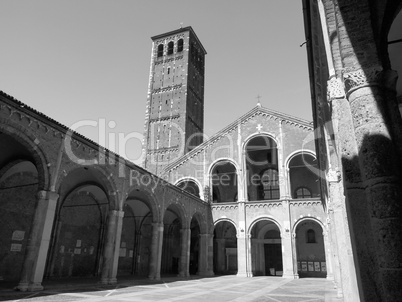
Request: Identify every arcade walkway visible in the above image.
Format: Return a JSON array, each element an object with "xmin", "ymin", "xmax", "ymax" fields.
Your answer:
[{"xmin": 0, "ymin": 275, "xmax": 341, "ymax": 302}]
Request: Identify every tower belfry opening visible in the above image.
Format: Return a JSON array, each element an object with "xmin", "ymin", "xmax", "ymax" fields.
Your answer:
[{"xmin": 142, "ymin": 26, "xmax": 207, "ymax": 175}]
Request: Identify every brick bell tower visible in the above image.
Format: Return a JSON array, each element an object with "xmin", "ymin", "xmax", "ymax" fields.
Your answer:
[{"xmin": 142, "ymin": 26, "xmax": 206, "ymax": 175}]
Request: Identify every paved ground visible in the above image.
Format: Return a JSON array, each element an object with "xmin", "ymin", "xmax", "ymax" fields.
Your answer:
[{"xmin": 0, "ymin": 276, "xmax": 342, "ymax": 302}]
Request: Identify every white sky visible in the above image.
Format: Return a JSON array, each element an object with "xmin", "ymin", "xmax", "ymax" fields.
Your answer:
[{"xmin": 2, "ymin": 1, "xmax": 399, "ymax": 165}]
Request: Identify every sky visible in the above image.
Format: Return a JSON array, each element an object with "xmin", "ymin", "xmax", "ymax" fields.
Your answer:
[{"xmin": 0, "ymin": 1, "xmax": 320, "ymax": 164}]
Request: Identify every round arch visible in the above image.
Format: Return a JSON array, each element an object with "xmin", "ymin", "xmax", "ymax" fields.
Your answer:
[
  {"xmin": 190, "ymin": 211, "xmax": 208, "ymax": 234},
  {"xmin": 55, "ymin": 165, "xmax": 119, "ymax": 211},
  {"xmin": 0, "ymin": 123, "xmax": 50, "ymax": 191},
  {"xmin": 291, "ymin": 216, "xmax": 326, "ymax": 235},
  {"xmin": 247, "ymin": 216, "xmax": 282, "ymax": 236},
  {"xmin": 242, "ymin": 132, "xmax": 279, "ymax": 151},
  {"xmin": 213, "ymin": 218, "xmax": 238, "ymax": 231},
  {"xmin": 126, "ymin": 186, "xmax": 160, "ymax": 223},
  {"xmin": 175, "ymin": 177, "xmax": 202, "ymax": 199},
  {"xmin": 209, "ymin": 159, "xmax": 239, "ymax": 203},
  {"xmin": 162, "ymin": 202, "xmax": 188, "ymax": 228},
  {"xmin": 284, "ymin": 149, "xmax": 317, "ymax": 169}
]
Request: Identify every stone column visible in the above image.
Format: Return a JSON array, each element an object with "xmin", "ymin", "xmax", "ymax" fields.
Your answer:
[
  {"xmin": 291, "ymin": 232, "xmax": 299, "ymax": 279},
  {"xmin": 322, "ymin": 229, "xmax": 333, "ymax": 281},
  {"xmin": 148, "ymin": 222, "xmax": 163, "ymax": 280},
  {"xmin": 110, "ymin": 211, "xmax": 124, "ymax": 283},
  {"xmin": 236, "ymin": 201, "xmax": 248, "ymax": 277},
  {"xmin": 198, "ymin": 233, "xmax": 214, "ymax": 276},
  {"xmin": 281, "ymin": 231, "xmax": 294, "ymax": 278},
  {"xmin": 245, "ymin": 234, "xmax": 253, "ymax": 277},
  {"xmin": 17, "ymin": 190, "xmax": 59, "ymax": 291},
  {"xmin": 281, "ymin": 200, "xmax": 294, "ymax": 278},
  {"xmin": 178, "ymin": 227, "xmax": 190, "ymax": 278},
  {"xmin": 100, "ymin": 210, "xmax": 124, "ymax": 285}
]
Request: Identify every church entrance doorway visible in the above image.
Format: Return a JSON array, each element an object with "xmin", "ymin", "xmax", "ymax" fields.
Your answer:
[{"xmin": 251, "ymin": 220, "xmax": 282, "ymax": 276}]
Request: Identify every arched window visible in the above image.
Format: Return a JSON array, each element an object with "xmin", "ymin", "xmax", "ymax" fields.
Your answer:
[
  {"xmin": 245, "ymin": 135, "xmax": 279, "ymax": 201},
  {"xmin": 295, "ymin": 187, "xmax": 312, "ymax": 199},
  {"xmin": 157, "ymin": 44, "xmax": 164, "ymax": 57},
  {"xmin": 210, "ymin": 161, "xmax": 238, "ymax": 203},
  {"xmin": 167, "ymin": 41, "xmax": 174, "ymax": 55},
  {"xmin": 307, "ymin": 229, "xmax": 316, "ymax": 243},
  {"xmin": 288, "ymin": 153, "xmax": 319, "ymax": 199},
  {"xmin": 176, "ymin": 180, "xmax": 200, "ymax": 198},
  {"xmin": 177, "ymin": 39, "xmax": 184, "ymax": 52}
]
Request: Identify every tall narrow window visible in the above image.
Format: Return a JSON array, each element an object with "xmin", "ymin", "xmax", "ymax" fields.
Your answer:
[
  {"xmin": 157, "ymin": 44, "xmax": 164, "ymax": 57},
  {"xmin": 177, "ymin": 39, "xmax": 184, "ymax": 52},
  {"xmin": 307, "ymin": 229, "xmax": 316, "ymax": 243},
  {"xmin": 167, "ymin": 41, "xmax": 174, "ymax": 55}
]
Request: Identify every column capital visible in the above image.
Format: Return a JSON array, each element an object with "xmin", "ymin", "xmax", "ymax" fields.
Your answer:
[
  {"xmin": 342, "ymin": 66, "xmax": 396, "ymax": 97},
  {"xmin": 327, "ymin": 76, "xmax": 345, "ymax": 100},
  {"xmin": 36, "ymin": 190, "xmax": 59, "ymax": 201},
  {"xmin": 109, "ymin": 210, "xmax": 124, "ymax": 218}
]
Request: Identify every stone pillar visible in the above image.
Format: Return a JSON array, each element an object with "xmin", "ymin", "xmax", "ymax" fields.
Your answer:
[
  {"xmin": 291, "ymin": 232, "xmax": 299, "ymax": 279},
  {"xmin": 236, "ymin": 201, "xmax": 248, "ymax": 277},
  {"xmin": 281, "ymin": 231, "xmax": 294, "ymax": 278},
  {"xmin": 148, "ymin": 222, "xmax": 163, "ymax": 280},
  {"xmin": 17, "ymin": 190, "xmax": 59, "ymax": 291},
  {"xmin": 100, "ymin": 210, "xmax": 124, "ymax": 285},
  {"xmin": 245, "ymin": 234, "xmax": 253, "ymax": 277},
  {"xmin": 178, "ymin": 227, "xmax": 190, "ymax": 278},
  {"xmin": 198, "ymin": 233, "xmax": 214, "ymax": 276},
  {"xmin": 322, "ymin": 229, "xmax": 334, "ymax": 281},
  {"xmin": 110, "ymin": 211, "xmax": 124, "ymax": 283}
]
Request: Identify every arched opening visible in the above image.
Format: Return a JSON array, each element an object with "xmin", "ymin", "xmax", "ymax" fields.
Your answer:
[
  {"xmin": 288, "ymin": 153, "xmax": 320, "ymax": 199},
  {"xmin": 161, "ymin": 205, "xmax": 182, "ymax": 275},
  {"xmin": 213, "ymin": 221, "xmax": 237, "ymax": 275},
  {"xmin": 295, "ymin": 220, "xmax": 326, "ymax": 278},
  {"xmin": 189, "ymin": 216, "xmax": 200, "ymax": 275},
  {"xmin": 388, "ymin": 10, "xmax": 402, "ymax": 115},
  {"xmin": 176, "ymin": 179, "xmax": 200, "ymax": 198},
  {"xmin": 0, "ymin": 157, "xmax": 38, "ymax": 281},
  {"xmin": 118, "ymin": 193, "xmax": 153, "ymax": 277},
  {"xmin": 46, "ymin": 167, "xmax": 112, "ymax": 279},
  {"xmin": 245, "ymin": 136, "xmax": 279, "ymax": 201},
  {"xmin": 157, "ymin": 44, "xmax": 164, "ymax": 57},
  {"xmin": 177, "ymin": 39, "xmax": 184, "ymax": 52},
  {"xmin": 210, "ymin": 161, "xmax": 238, "ymax": 203},
  {"xmin": 48, "ymin": 185, "xmax": 107, "ymax": 278},
  {"xmin": 250, "ymin": 220, "xmax": 282, "ymax": 276},
  {"xmin": 167, "ymin": 41, "xmax": 174, "ymax": 55}
]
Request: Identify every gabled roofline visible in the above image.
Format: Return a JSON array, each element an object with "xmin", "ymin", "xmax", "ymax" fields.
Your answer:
[
  {"xmin": 151, "ymin": 26, "xmax": 207, "ymax": 55},
  {"xmin": 164, "ymin": 105, "xmax": 313, "ymax": 172}
]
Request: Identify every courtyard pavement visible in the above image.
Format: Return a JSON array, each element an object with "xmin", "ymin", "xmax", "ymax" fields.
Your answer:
[{"xmin": 0, "ymin": 275, "xmax": 342, "ymax": 302}]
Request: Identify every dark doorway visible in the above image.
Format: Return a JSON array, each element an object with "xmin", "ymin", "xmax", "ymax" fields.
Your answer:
[{"xmin": 264, "ymin": 244, "xmax": 283, "ymax": 276}]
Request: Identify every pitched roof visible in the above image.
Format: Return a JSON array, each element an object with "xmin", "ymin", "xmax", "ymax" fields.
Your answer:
[{"xmin": 164, "ymin": 105, "xmax": 314, "ymax": 172}]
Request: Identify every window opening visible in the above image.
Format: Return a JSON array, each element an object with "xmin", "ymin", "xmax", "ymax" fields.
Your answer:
[
  {"xmin": 157, "ymin": 44, "xmax": 164, "ymax": 57},
  {"xmin": 177, "ymin": 39, "xmax": 184, "ymax": 52},
  {"xmin": 307, "ymin": 229, "xmax": 316, "ymax": 243},
  {"xmin": 167, "ymin": 41, "xmax": 174, "ymax": 55}
]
